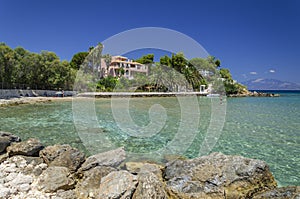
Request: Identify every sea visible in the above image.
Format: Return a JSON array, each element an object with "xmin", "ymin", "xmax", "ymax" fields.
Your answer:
[{"xmin": 0, "ymin": 90, "xmax": 299, "ymax": 186}]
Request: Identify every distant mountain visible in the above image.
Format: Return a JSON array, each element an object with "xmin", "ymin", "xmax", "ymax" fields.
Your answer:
[{"xmin": 242, "ymin": 78, "xmax": 300, "ymax": 90}]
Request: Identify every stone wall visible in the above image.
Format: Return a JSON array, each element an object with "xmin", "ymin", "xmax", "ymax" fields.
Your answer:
[{"xmin": 0, "ymin": 89, "xmax": 76, "ymax": 99}]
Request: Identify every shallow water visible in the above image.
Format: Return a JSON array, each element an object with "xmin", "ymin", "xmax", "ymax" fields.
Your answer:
[{"xmin": 0, "ymin": 91, "xmax": 299, "ymax": 186}]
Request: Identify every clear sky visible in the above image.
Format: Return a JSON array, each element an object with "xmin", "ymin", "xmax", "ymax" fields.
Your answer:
[{"xmin": 1, "ymin": 0, "xmax": 299, "ymax": 83}]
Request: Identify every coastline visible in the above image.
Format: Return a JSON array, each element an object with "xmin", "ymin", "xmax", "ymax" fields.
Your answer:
[
  {"xmin": 0, "ymin": 97, "xmax": 73, "ymax": 107},
  {"xmin": 0, "ymin": 90, "xmax": 281, "ymax": 107},
  {"xmin": 0, "ymin": 133, "xmax": 299, "ymax": 198}
]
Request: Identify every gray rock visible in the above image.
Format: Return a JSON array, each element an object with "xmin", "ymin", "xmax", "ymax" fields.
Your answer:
[
  {"xmin": 37, "ymin": 166, "xmax": 75, "ymax": 193},
  {"xmin": 253, "ymin": 186, "xmax": 300, "ymax": 199},
  {"xmin": 21, "ymin": 156, "xmax": 44, "ymax": 166},
  {"xmin": 2, "ymin": 162, "xmax": 17, "ymax": 173},
  {"xmin": 7, "ymin": 172, "xmax": 33, "ymax": 185},
  {"xmin": 0, "ymin": 132, "xmax": 21, "ymax": 153},
  {"xmin": 125, "ymin": 162, "xmax": 163, "ymax": 176},
  {"xmin": 0, "ymin": 184, "xmax": 11, "ymax": 198},
  {"xmin": 133, "ymin": 170, "xmax": 168, "ymax": 199},
  {"xmin": 75, "ymin": 166, "xmax": 116, "ymax": 199},
  {"xmin": 7, "ymin": 138, "xmax": 44, "ymax": 157},
  {"xmin": 5, "ymin": 172, "xmax": 18, "ymax": 182},
  {"xmin": 99, "ymin": 170, "xmax": 138, "ymax": 199},
  {"xmin": 32, "ymin": 163, "xmax": 48, "ymax": 176},
  {"xmin": 40, "ymin": 144, "xmax": 70, "ymax": 164},
  {"xmin": 164, "ymin": 152, "xmax": 277, "ymax": 198},
  {"xmin": 40, "ymin": 144, "xmax": 85, "ymax": 173},
  {"xmin": 0, "ymin": 153, "xmax": 9, "ymax": 163},
  {"xmin": 18, "ymin": 183, "xmax": 31, "ymax": 192},
  {"xmin": 79, "ymin": 147, "xmax": 126, "ymax": 171},
  {"xmin": 53, "ymin": 189, "xmax": 78, "ymax": 199}
]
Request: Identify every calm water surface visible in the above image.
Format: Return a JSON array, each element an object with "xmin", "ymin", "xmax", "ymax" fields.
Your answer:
[{"xmin": 0, "ymin": 91, "xmax": 299, "ymax": 186}]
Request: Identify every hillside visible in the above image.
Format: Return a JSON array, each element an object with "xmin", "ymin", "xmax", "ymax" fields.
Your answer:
[{"xmin": 242, "ymin": 78, "xmax": 300, "ymax": 90}]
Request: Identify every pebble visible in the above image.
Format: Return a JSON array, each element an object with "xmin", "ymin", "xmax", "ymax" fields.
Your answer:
[
  {"xmin": 18, "ymin": 183, "xmax": 31, "ymax": 192},
  {"xmin": 0, "ymin": 156, "xmax": 52, "ymax": 198},
  {"xmin": 5, "ymin": 172, "xmax": 18, "ymax": 182},
  {"xmin": 0, "ymin": 186, "xmax": 10, "ymax": 198}
]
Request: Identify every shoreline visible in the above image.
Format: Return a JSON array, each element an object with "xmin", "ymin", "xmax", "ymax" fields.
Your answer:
[
  {"xmin": 0, "ymin": 90, "xmax": 281, "ymax": 107},
  {"xmin": 0, "ymin": 133, "xmax": 299, "ymax": 198},
  {"xmin": 0, "ymin": 97, "xmax": 73, "ymax": 107},
  {"xmin": 77, "ymin": 91, "xmax": 208, "ymax": 98}
]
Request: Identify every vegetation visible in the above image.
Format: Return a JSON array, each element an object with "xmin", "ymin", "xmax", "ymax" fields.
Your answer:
[
  {"xmin": 0, "ymin": 43, "xmax": 76, "ymax": 90},
  {"xmin": 0, "ymin": 42, "xmax": 246, "ymax": 94},
  {"xmin": 219, "ymin": 68, "xmax": 247, "ymax": 94},
  {"xmin": 134, "ymin": 54, "xmax": 154, "ymax": 64},
  {"xmin": 70, "ymin": 52, "xmax": 89, "ymax": 70}
]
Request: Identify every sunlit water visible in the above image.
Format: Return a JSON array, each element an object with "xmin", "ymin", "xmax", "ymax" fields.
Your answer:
[{"xmin": 0, "ymin": 91, "xmax": 299, "ymax": 186}]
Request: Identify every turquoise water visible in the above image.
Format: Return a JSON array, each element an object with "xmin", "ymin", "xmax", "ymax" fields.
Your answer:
[{"xmin": 0, "ymin": 91, "xmax": 299, "ymax": 186}]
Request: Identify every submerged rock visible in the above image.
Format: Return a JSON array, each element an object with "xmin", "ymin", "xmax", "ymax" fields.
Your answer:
[
  {"xmin": 40, "ymin": 144, "xmax": 85, "ymax": 173},
  {"xmin": 0, "ymin": 132, "xmax": 21, "ymax": 153},
  {"xmin": 7, "ymin": 138, "xmax": 44, "ymax": 157}
]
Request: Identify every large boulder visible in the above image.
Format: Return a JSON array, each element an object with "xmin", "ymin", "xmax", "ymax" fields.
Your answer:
[
  {"xmin": 133, "ymin": 170, "xmax": 168, "ymax": 199},
  {"xmin": 79, "ymin": 147, "xmax": 126, "ymax": 171},
  {"xmin": 253, "ymin": 186, "xmax": 300, "ymax": 198},
  {"xmin": 75, "ymin": 166, "xmax": 116, "ymax": 199},
  {"xmin": 39, "ymin": 144, "xmax": 85, "ymax": 173},
  {"xmin": 37, "ymin": 166, "xmax": 75, "ymax": 193},
  {"xmin": 0, "ymin": 132, "xmax": 21, "ymax": 153},
  {"xmin": 7, "ymin": 138, "xmax": 44, "ymax": 157},
  {"xmin": 99, "ymin": 170, "xmax": 138, "ymax": 199},
  {"xmin": 164, "ymin": 152, "xmax": 277, "ymax": 198}
]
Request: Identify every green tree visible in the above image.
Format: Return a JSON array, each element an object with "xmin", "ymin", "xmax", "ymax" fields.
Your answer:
[
  {"xmin": 135, "ymin": 54, "xmax": 154, "ymax": 64},
  {"xmin": 207, "ymin": 55, "xmax": 221, "ymax": 68},
  {"xmin": 0, "ymin": 44, "xmax": 17, "ymax": 85},
  {"xmin": 171, "ymin": 52, "xmax": 187, "ymax": 73},
  {"xmin": 159, "ymin": 55, "xmax": 171, "ymax": 66},
  {"xmin": 0, "ymin": 43, "xmax": 76, "ymax": 90},
  {"xmin": 97, "ymin": 75, "xmax": 118, "ymax": 91},
  {"xmin": 70, "ymin": 52, "xmax": 89, "ymax": 70},
  {"xmin": 219, "ymin": 68, "xmax": 232, "ymax": 81},
  {"xmin": 189, "ymin": 57, "xmax": 216, "ymax": 72}
]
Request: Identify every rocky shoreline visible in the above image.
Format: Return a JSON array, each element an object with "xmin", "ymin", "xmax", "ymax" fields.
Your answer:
[
  {"xmin": 228, "ymin": 91, "xmax": 280, "ymax": 97},
  {"xmin": 0, "ymin": 132, "xmax": 299, "ymax": 199},
  {"xmin": 0, "ymin": 90, "xmax": 280, "ymax": 107},
  {"xmin": 0, "ymin": 97, "xmax": 72, "ymax": 107}
]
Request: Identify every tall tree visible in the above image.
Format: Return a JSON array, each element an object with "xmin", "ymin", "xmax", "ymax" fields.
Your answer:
[
  {"xmin": 70, "ymin": 52, "xmax": 89, "ymax": 70},
  {"xmin": 159, "ymin": 55, "xmax": 171, "ymax": 66},
  {"xmin": 135, "ymin": 54, "xmax": 154, "ymax": 64},
  {"xmin": 0, "ymin": 44, "xmax": 18, "ymax": 85}
]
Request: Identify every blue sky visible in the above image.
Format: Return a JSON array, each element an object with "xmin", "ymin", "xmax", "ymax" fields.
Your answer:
[{"xmin": 1, "ymin": 0, "xmax": 299, "ymax": 83}]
